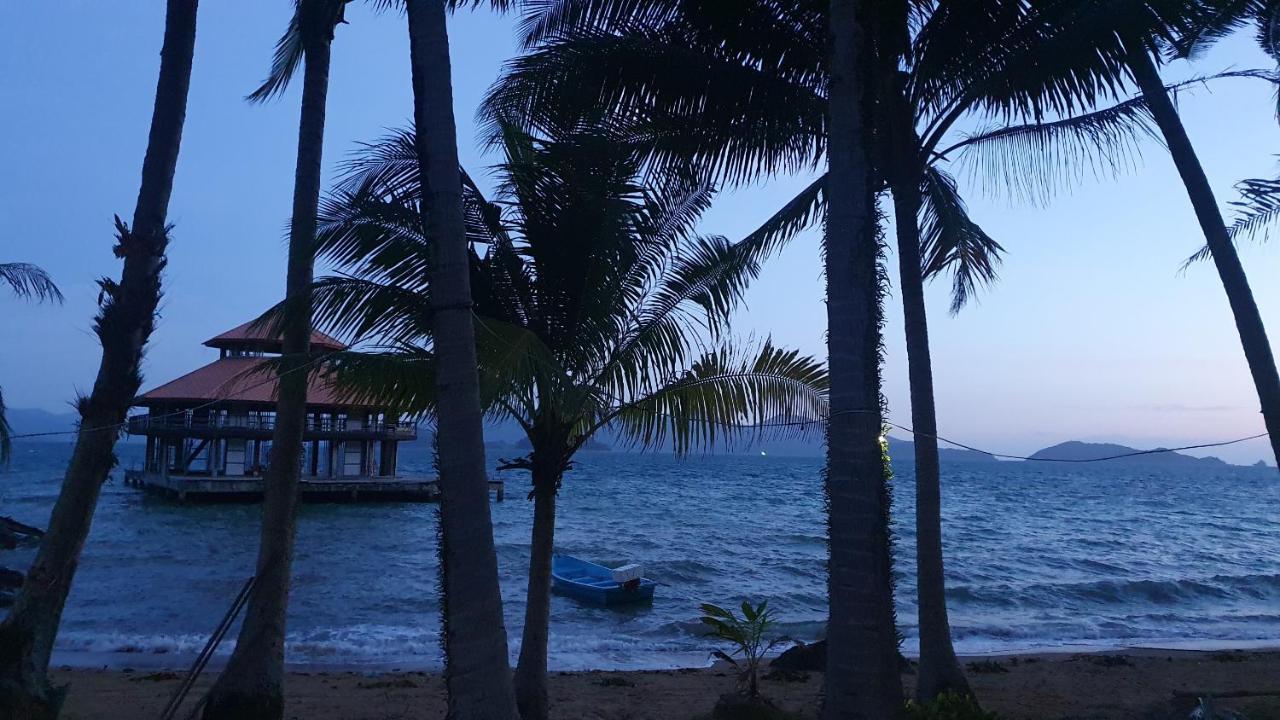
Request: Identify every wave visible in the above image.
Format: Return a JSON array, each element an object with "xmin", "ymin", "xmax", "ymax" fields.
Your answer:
[{"xmin": 947, "ymin": 573, "xmax": 1280, "ymax": 609}]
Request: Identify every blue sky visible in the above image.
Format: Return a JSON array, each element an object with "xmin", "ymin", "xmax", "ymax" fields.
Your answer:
[{"xmin": 2, "ymin": 2, "xmax": 1278, "ymax": 464}]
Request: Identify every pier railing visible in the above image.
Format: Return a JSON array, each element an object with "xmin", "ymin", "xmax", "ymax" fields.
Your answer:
[{"xmin": 126, "ymin": 413, "xmax": 417, "ymax": 440}]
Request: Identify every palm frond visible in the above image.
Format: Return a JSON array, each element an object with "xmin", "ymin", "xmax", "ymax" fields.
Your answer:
[
  {"xmin": 945, "ymin": 70, "xmax": 1277, "ymax": 203},
  {"xmin": 737, "ymin": 175, "xmax": 825, "ymax": 260},
  {"xmin": 0, "ymin": 263, "xmax": 64, "ymax": 304},
  {"xmin": 247, "ymin": 4, "xmax": 305, "ymax": 102},
  {"xmin": 481, "ymin": 30, "xmax": 826, "ymax": 186},
  {"xmin": 606, "ymin": 339, "xmax": 828, "ymax": 454},
  {"xmin": 1231, "ymin": 175, "xmax": 1280, "ymax": 242},
  {"xmin": 1183, "ymin": 173, "xmax": 1280, "ymax": 267},
  {"xmin": 1171, "ymin": 0, "xmax": 1261, "ymax": 60},
  {"xmin": 308, "ymin": 275, "xmax": 435, "ymax": 347},
  {"xmin": 319, "ymin": 349, "xmax": 440, "ymax": 417},
  {"xmin": 944, "ymin": 93, "xmax": 1158, "ymax": 204},
  {"xmin": 919, "ymin": 167, "xmax": 1003, "ymax": 314}
]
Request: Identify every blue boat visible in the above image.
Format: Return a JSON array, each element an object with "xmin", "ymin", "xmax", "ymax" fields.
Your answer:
[{"xmin": 551, "ymin": 554, "xmax": 656, "ymax": 606}]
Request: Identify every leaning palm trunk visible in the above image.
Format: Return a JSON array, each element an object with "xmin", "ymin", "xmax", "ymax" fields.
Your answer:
[
  {"xmin": 0, "ymin": 1, "xmax": 198, "ymax": 716},
  {"xmin": 1127, "ymin": 47, "xmax": 1280, "ymax": 468},
  {"xmin": 201, "ymin": 14, "xmax": 333, "ymax": 720},
  {"xmin": 887, "ymin": 160, "xmax": 971, "ymax": 703},
  {"xmin": 823, "ymin": 0, "xmax": 904, "ymax": 717},
  {"xmin": 405, "ymin": 1, "xmax": 521, "ymax": 718},
  {"xmin": 513, "ymin": 471, "xmax": 557, "ymax": 720}
]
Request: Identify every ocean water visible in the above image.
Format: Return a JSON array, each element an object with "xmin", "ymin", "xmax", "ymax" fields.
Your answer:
[{"xmin": 2, "ymin": 440, "xmax": 1278, "ymax": 670}]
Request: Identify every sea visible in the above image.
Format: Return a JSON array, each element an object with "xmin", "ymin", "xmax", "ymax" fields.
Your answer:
[{"xmin": 2, "ymin": 440, "xmax": 1278, "ymax": 671}]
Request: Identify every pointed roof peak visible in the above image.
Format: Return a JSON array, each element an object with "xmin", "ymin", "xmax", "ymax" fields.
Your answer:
[{"xmin": 204, "ymin": 317, "xmax": 347, "ymax": 353}]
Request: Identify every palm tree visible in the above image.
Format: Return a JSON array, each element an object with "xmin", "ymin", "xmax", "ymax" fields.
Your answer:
[
  {"xmin": 0, "ymin": 263, "xmax": 64, "ymax": 465},
  {"xmin": 482, "ymin": 0, "xmax": 1190, "ymax": 704},
  {"xmin": 948, "ymin": 1, "xmax": 1280, "ymax": 468},
  {"xmin": 403, "ymin": 1, "xmax": 522, "ymax": 716},
  {"xmin": 1126, "ymin": 44, "xmax": 1280, "ymax": 467},
  {"xmin": 0, "ymin": 2, "xmax": 198, "ymax": 716},
  {"xmin": 202, "ymin": 2, "xmax": 349, "ymax": 717},
  {"xmin": 303, "ymin": 125, "xmax": 829, "ymax": 720},
  {"xmin": 824, "ymin": 1, "xmax": 904, "ymax": 715}
]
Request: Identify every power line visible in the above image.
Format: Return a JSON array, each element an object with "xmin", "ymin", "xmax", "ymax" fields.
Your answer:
[{"xmin": 469, "ymin": 316, "xmax": 1272, "ymax": 464}]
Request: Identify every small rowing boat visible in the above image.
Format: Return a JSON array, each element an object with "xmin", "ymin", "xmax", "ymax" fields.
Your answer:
[{"xmin": 551, "ymin": 554, "xmax": 656, "ymax": 606}]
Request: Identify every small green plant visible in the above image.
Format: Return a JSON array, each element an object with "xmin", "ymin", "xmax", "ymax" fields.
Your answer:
[
  {"xmin": 700, "ymin": 601, "xmax": 789, "ymax": 699},
  {"xmin": 905, "ymin": 692, "xmax": 1001, "ymax": 720}
]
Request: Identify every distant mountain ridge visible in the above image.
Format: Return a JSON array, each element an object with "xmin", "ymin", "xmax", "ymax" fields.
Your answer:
[{"xmin": 1027, "ymin": 441, "xmax": 1229, "ymax": 467}]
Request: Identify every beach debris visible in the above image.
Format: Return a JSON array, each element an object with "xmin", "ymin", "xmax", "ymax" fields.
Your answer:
[
  {"xmin": 357, "ymin": 677, "xmax": 419, "ymax": 690},
  {"xmin": 762, "ymin": 668, "xmax": 809, "ymax": 683},
  {"xmin": 966, "ymin": 660, "xmax": 1010, "ymax": 674},
  {"xmin": 1188, "ymin": 696, "xmax": 1246, "ymax": 719},
  {"xmin": 594, "ymin": 675, "xmax": 636, "ymax": 688}
]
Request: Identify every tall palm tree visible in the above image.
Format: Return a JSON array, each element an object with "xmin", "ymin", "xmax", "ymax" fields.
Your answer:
[
  {"xmin": 0, "ymin": 2, "xmax": 198, "ymax": 716},
  {"xmin": 824, "ymin": 1, "xmax": 904, "ymax": 715},
  {"xmin": 949, "ymin": 1, "xmax": 1280, "ymax": 468},
  {"xmin": 1127, "ymin": 44, "xmax": 1280, "ymax": 467},
  {"xmin": 404, "ymin": 1, "xmax": 522, "ymax": 716},
  {"xmin": 202, "ymin": 2, "xmax": 349, "ymax": 717},
  {"xmin": 0, "ymin": 263, "xmax": 64, "ymax": 466},
  {"xmin": 302, "ymin": 125, "xmax": 829, "ymax": 720},
  {"xmin": 482, "ymin": 0, "xmax": 1190, "ymax": 704}
]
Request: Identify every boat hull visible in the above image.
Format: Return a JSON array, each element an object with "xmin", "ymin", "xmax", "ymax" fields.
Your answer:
[{"xmin": 551, "ymin": 554, "xmax": 656, "ymax": 606}]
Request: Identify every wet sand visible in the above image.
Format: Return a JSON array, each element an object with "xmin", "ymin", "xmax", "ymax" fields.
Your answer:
[{"xmin": 53, "ymin": 648, "xmax": 1280, "ymax": 719}]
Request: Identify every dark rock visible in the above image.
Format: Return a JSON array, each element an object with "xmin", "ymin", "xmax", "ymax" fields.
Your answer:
[
  {"xmin": 771, "ymin": 641, "xmax": 825, "ymax": 671},
  {"xmin": 771, "ymin": 640, "xmax": 914, "ymax": 675}
]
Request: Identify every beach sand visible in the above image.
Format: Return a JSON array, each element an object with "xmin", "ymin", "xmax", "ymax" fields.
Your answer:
[{"xmin": 53, "ymin": 649, "xmax": 1280, "ymax": 719}]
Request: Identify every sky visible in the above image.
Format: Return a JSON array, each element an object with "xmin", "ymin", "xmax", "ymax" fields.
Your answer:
[{"xmin": 2, "ymin": 2, "xmax": 1279, "ymax": 465}]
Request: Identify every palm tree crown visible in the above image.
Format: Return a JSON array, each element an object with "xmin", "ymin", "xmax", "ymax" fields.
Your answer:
[{"xmin": 309, "ymin": 126, "xmax": 829, "ymax": 450}]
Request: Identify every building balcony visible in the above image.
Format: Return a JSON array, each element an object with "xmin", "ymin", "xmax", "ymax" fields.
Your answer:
[{"xmin": 126, "ymin": 413, "xmax": 418, "ymax": 441}]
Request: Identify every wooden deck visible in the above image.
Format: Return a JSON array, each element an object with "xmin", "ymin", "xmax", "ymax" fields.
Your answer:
[{"xmin": 123, "ymin": 470, "xmax": 505, "ymax": 503}]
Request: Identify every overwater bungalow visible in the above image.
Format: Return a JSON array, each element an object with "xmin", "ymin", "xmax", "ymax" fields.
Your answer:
[{"xmin": 124, "ymin": 317, "xmax": 502, "ymax": 502}]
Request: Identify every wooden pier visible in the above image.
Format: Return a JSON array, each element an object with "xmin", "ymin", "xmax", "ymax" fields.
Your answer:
[{"xmin": 124, "ymin": 469, "xmax": 505, "ymax": 503}]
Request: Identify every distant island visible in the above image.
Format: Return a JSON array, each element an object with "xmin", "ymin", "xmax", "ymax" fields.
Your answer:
[{"xmin": 1026, "ymin": 441, "xmax": 1230, "ymax": 467}]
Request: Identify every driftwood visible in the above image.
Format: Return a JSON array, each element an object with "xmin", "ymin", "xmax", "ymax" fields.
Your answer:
[{"xmin": 0, "ymin": 515, "xmax": 44, "ymax": 550}]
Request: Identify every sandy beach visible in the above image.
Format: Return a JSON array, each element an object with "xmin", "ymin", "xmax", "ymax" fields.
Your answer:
[{"xmin": 51, "ymin": 648, "xmax": 1280, "ymax": 719}]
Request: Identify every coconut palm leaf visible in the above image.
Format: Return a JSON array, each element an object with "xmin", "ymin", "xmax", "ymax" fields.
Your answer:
[
  {"xmin": 247, "ymin": 0, "xmax": 353, "ymax": 103},
  {"xmin": 0, "ymin": 263, "xmax": 64, "ymax": 304},
  {"xmin": 1183, "ymin": 174, "xmax": 1280, "ymax": 265},
  {"xmin": 605, "ymin": 339, "xmax": 828, "ymax": 454},
  {"xmin": 919, "ymin": 167, "xmax": 1004, "ymax": 314},
  {"xmin": 944, "ymin": 70, "xmax": 1276, "ymax": 203},
  {"xmin": 481, "ymin": 30, "xmax": 826, "ymax": 186},
  {"xmin": 1231, "ymin": 175, "xmax": 1280, "ymax": 241}
]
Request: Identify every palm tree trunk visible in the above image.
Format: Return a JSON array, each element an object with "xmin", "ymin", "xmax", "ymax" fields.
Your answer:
[
  {"xmin": 201, "ymin": 16, "xmax": 333, "ymax": 720},
  {"xmin": 513, "ymin": 474, "xmax": 557, "ymax": 720},
  {"xmin": 823, "ymin": 0, "xmax": 904, "ymax": 717},
  {"xmin": 405, "ymin": 2, "xmax": 520, "ymax": 718},
  {"xmin": 887, "ymin": 160, "xmax": 970, "ymax": 703},
  {"xmin": 0, "ymin": 2, "xmax": 198, "ymax": 715},
  {"xmin": 1128, "ymin": 47, "xmax": 1280, "ymax": 468}
]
